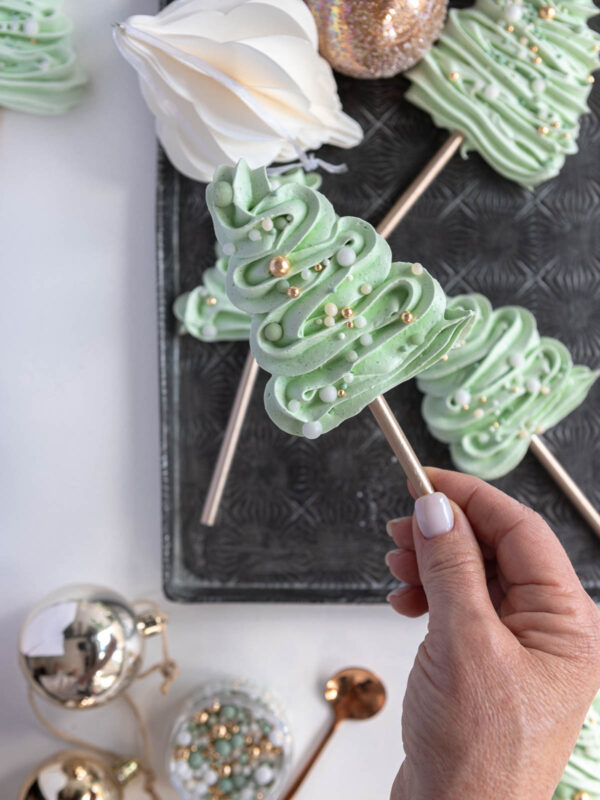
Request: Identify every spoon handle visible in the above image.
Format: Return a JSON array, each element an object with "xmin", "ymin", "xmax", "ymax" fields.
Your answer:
[{"xmin": 280, "ymin": 717, "xmax": 340, "ymax": 800}]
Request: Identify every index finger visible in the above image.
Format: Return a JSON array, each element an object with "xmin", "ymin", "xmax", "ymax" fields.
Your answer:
[{"xmin": 409, "ymin": 467, "xmax": 578, "ymax": 589}]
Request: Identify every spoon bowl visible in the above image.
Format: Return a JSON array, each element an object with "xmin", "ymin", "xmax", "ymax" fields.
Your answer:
[{"xmin": 324, "ymin": 667, "xmax": 387, "ymax": 722}]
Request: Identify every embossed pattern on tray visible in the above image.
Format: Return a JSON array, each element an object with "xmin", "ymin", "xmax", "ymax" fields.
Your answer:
[{"xmin": 159, "ymin": 22, "xmax": 600, "ymax": 602}]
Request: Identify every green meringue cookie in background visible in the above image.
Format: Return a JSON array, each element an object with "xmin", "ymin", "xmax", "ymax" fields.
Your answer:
[
  {"xmin": 0, "ymin": 0, "xmax": 87, "ymax": 115},
  {"xmin": 174, "ymin": 168, "xmax": 321, "ymax": 343},
  {"xmin": 553, "ymin": 691, "xmax": 600, "ymax": 800},
  {"xmin": 406, "ymin": 0, "xmax": 600, "ymax": 187},
  {"xmin": 417, "ymin": 293, "xmax": 599, "ymax": 480},
  {"xmin": 206, "ymin": 159, "xmax": 474, "ymax": 439}
]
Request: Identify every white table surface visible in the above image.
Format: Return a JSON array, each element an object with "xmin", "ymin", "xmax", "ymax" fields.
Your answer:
[{"xmin": 0, "ymin": 3, "xmax": 427, "ymax": 797}]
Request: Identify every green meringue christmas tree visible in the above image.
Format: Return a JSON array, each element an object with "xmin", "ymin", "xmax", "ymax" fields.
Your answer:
[
  {"xmin": 206, "ymin": 160, "xmax": 473, "ymax": 439},
  {"xmin": 406, "ymin": 0, "xmax": 600, "ymax": 186},
  {"xmin": 417, "ymin": 293, "xmax": 599, "ymax": 479},
  {"xmin": 0, "ymin": 0, "xmax": 86, "ymax": 115}
]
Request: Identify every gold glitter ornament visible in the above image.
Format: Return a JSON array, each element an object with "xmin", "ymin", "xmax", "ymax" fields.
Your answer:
[{"xmin": 306, "ymin": 0, "xmax": 448, "ymax": 79}]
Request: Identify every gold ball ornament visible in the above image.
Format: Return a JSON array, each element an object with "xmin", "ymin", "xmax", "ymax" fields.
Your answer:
[
  {"xmin": 19, "ymin": 585, "xmax": 163, "ymax": 709},
  {"xmin": 18, "ymin": 750, "xmax": 141, "ymax": 800},
  {"xmin": 306, "ymin": 0, "xmax": 448, "ymax": 79},
  {"xmin": 269, "ymin": 255, "xmax": 290, "ymax": 277}
]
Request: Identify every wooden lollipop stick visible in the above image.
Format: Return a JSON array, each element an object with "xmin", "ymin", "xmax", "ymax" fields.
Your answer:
[
  {"xmin": 368, "ymin": 395, "xmax": 434, "ymax": 497},
  {"xmin": 201, "ymin": 351, "xmax": 260, "ymax": 525},
  {"xmin": 529, "ymin": 435, "xmax": 600, "ymax": 538}
]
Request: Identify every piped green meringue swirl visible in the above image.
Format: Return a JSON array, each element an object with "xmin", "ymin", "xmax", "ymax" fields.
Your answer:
[
  {"xmin": 406, "ymin": 0, "xmax": 600, "ymax": 187},
  {"xmin": 0, "ymin": 0, "xmax": 86, "ymax": 114},
  {"xmin": 173, "ymin": 168, "xmax": 321, "ymax": 343},
  {"xmin": 418, "ymin": 293, "xmax": 599, "ymax": 479},
  {"xmin": 207, "ymin": 160, "xmax": 473, "ymax": 438},
  {"xmin": 553, "ymin": 692, "xmax": 600, "ymax": 799}
]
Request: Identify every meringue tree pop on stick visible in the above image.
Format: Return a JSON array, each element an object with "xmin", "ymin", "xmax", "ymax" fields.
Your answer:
[
  {"xmin": 0, "ymin": 0, "xmax": 87, "ymax": 115},
  {"xmin": 376, "ymin": 0, "xmax": 600, "ymax": 236},
  {"xmin": 205, "ymin": 160, "xmax": 474, "ymax": 497},
  {"xmin": 417, "ymin": 294, "xmax": 600, "ymax": 535}
]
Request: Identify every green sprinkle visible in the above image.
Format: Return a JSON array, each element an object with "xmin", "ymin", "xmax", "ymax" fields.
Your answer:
[
  {"xmin": 214, "ymin": 739, "xmax": 232, "ymax": 757},
  {"xmin": 219, "ymin": 778, "xmax": 234, "ymax": 793},
  {"xmin": 188, "ymin": 751, "xmax": 204, "ymax": 768}
]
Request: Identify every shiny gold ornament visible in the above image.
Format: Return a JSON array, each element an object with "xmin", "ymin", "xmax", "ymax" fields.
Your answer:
[
  {"xmin": 18, "ymin": 750, "xmax": 140, "ymax": 800},
  {"xmin": 206, "ymin": 295, "xmax": 218, "ymax": 306},
  {"xmin": 306, "ymin": 0, "xmax": 448, "ymax": 79},
  {"xmin": 18, "ymin": 585, "xmax": 162, "ymax": 709},
  {"xmin": 401, "ymin": 311, "xmax": 414, "ymax": 324},
  {"xmin": 337, "ymin": 389, "xmax": 346, "ymax": 398},
  {"xmin": 313, "ymin": 262, "xmax": 324, "ymax": 272},
  {"xmin": 538, "ymin": 4, "xmax": 556, "ymax": 18},
  {"xmin": 269, "ymin": 255, "xmax": 290, "ymax": 277},
  {"xmin": 341, "ymin": 306, "xmax": 354, "ymax": 318},
  {"xmin": 448, "ymin": 71, "xmax": 460, "ymax": 81},
  {"xmin": 537, "ymin": 125, "xmax": 549, "ymax": 136},
  {"xmin": 287, "ymin": 286, "xmax": 301, "ymax": 298}
]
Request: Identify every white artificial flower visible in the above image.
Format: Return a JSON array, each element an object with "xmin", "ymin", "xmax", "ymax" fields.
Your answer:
[{"xmin": 115, "ymin": 0, "xmax": 363, "ymax": 182}]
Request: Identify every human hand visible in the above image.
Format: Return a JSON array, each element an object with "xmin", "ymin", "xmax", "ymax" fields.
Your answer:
[{"xmin": 385, "ymin": 467, "xmax": 600, "ymax": 800}]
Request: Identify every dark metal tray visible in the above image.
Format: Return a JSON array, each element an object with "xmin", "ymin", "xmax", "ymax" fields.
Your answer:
[{"xmin": 159, "ymin": 57, "xmax": 600, "ymax": 603}]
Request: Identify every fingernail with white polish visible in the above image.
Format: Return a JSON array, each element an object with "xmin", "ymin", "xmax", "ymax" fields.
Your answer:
[{"xmin": 415, "ymin": 492, "xmax": 454, "ymax": 539}]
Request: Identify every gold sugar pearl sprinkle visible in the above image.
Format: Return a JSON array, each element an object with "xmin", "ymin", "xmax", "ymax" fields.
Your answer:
[
  {"xmin": 532, "ymin": 55, "xmax": 542, "ymax": 64},
  {"xmin": 441, "ymin": 354, "xmax": 449, "ymax": 361},
  {"xmin": 563, "ymin": 132, "xmax": 571, "ymax": 139},
  {"xmin": 506, "ymin": 24, "xmax": 515, "ymax": 32},
  {"xmin": 519, "ymin": 36, "xmax": 528, "ymax": 44},
  {"xmin": 538, "ymin": 4, "xmax": 556, "ymax": 18},
  {"xmin": 314, "ymin": 262, "xmax": 324, "ymax": 272},
  {"xmin": 174, "ymin": 747, "xmax": 190, "ymax": 760},
  {"xmin": 480, "ymin": 395, "xmax": 487, "ymax": 403},
  {"xmin": 537, "ymin": 125, "xmax": 549, "ymax": 136},
  {"xmin": 513, "ymin": 386, "xmax": 520, "ymax": 393},
  {"xmin": 269, "ymin": 255, "xmax": 290, "ymax": 277},
  {"xmin": 195, "ymin": 711, "xmax": 210, "ymax": 724},
  {"xmin": 448, "ymin": 71, "xmax": 460, "ymax": 81},
  {"xmin": 552, "ymin": 120, "xmax": 561, "ymax": 128},
  {"xmin": 529, "ymin": 44, "xmax": 539, "ymax": 53},
  {"xmin": 206, "ymin": 296, "xmax": 217, "ymax": 306},
  {"xmin": 462, "ymin": 404, "xmax": 470, "ymax": 411},
  {"xmin": 345, "ymin": 320, "xmax": 354, "ymax": 329},
  {"xmin": 587, "ymin": 75, "xmax": 595, "ymax": 84},
  {"xmin": 287, "ymin": 286, "xmax": 301, "ymax": 298},
  {"xmin": 341, "ymin": 306, "xmax": 354, "ymax": 319},
  {"xmin": 401, "ymin": 311, "xmax": 414, "ymax": 324},
  {"xmin": 337, "ymin": 389, "xmax": 346, "ymax": 398},
  {"xmin": 492, "ymin": 421, "xmax": 500, "ymax": 428}
]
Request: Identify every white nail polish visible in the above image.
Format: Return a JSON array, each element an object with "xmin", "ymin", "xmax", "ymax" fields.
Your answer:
[{"xmin": 415, "ymin": 492, "xmax": 454, "ymax": 538}]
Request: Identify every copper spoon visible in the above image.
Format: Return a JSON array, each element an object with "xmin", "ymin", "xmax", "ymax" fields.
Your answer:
[{"xmin": 281, "ymin": 667, "xmax": 387, "ymax": 800}]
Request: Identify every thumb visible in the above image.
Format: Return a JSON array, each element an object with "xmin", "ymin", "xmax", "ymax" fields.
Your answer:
[{"xmin": 412, "ymin": 492, "xmax": 494, "ymax": 623}]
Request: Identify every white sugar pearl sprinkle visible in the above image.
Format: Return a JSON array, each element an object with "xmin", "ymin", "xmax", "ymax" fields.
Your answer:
[
  {"xmin": 336, "ymin": 246, "xmax": 356, "ymax": 267},
  {"xmin": 346, "ymin": 350, "xmax": 358, "ymax": 363},
  {"xmin": 202, "ymin": 324, "xmax": 217, "ymax": 339},
  {"xmin": 302, "ymin": 421, "xmax": 323, "ymax": 439},
  {"xmin": 324, "ymin": 302, "xmax": 338, "ymax": 316},
  {"xmin": 504, "ymin": 3, "xmax": 523, "ymax": 22},
  {"xmin": 354, "ymin": 316, "xmax": 367, "ymax": 329},
  {"xmin": 473, "ymin": 408, "xmax": 484, "ymax": 419},
  {"xmin": 410, "ymin": 263, "xmax": 423, "ymax": 275},
  {"xmin": 360, "ymin": 333, "xmax": 373, "ymax": 346},
  {"xmin": 288, "ymin": 399, "xmax": 300, "ymax": 413},
  {"xmin": 360, "ymin": 283, "xmax": 372, "ymax": 295},
  {"xmin": 319, "ymin": 386, "xmax": 337, "ymax": 403},
  {"xmin": 324, "ymin": 316, "xmax": 336, "ymax": 327},
  {"xmin": 484, "ymin": 84, "xmax": 500, "ymax": 100},
  {"xmin": 527, "ymin": 378, "xmax": 541, "ymax": 393},
  {"xmin": 222, "ymin": 243, "xmax": 236, "ymax": 256},
  {"xmin": 343, "ymin": 372, "xmax": 354, "ymax": 383},
  {"xmin": 509, "ymin": 353, "xmax": 526, "ymax": 368},
  {"xmin": 301, "ymin": 269, "xmax": 311, "ymax": 281},
  {"xmin": 532, "ymin": 79, "xmax": 546, "ymax": 93},
  {"xmin": 261, "ymin": 218, "xmax": 274, "ymax": 231},
  {"xmin": 453, "ymin": 389, "xmax": 471, "ymax": 406}
]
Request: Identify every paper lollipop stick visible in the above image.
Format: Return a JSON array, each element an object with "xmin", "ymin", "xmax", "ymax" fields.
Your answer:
[
  {"xmin": 417, "ymin": 294, "xmax": 600, "ymax": 536},
  {"xmin": 205, "ymin": 160, "xmax": 474, "ymax": 506},
  {"xmin": 199, "ymin": 167, "xmax": 447, "ymax": 525}
]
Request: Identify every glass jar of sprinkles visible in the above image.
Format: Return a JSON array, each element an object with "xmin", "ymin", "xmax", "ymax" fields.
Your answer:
[{"xmin": 168, "ymin": 679, "xmax": 292, "ymax": 800}]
